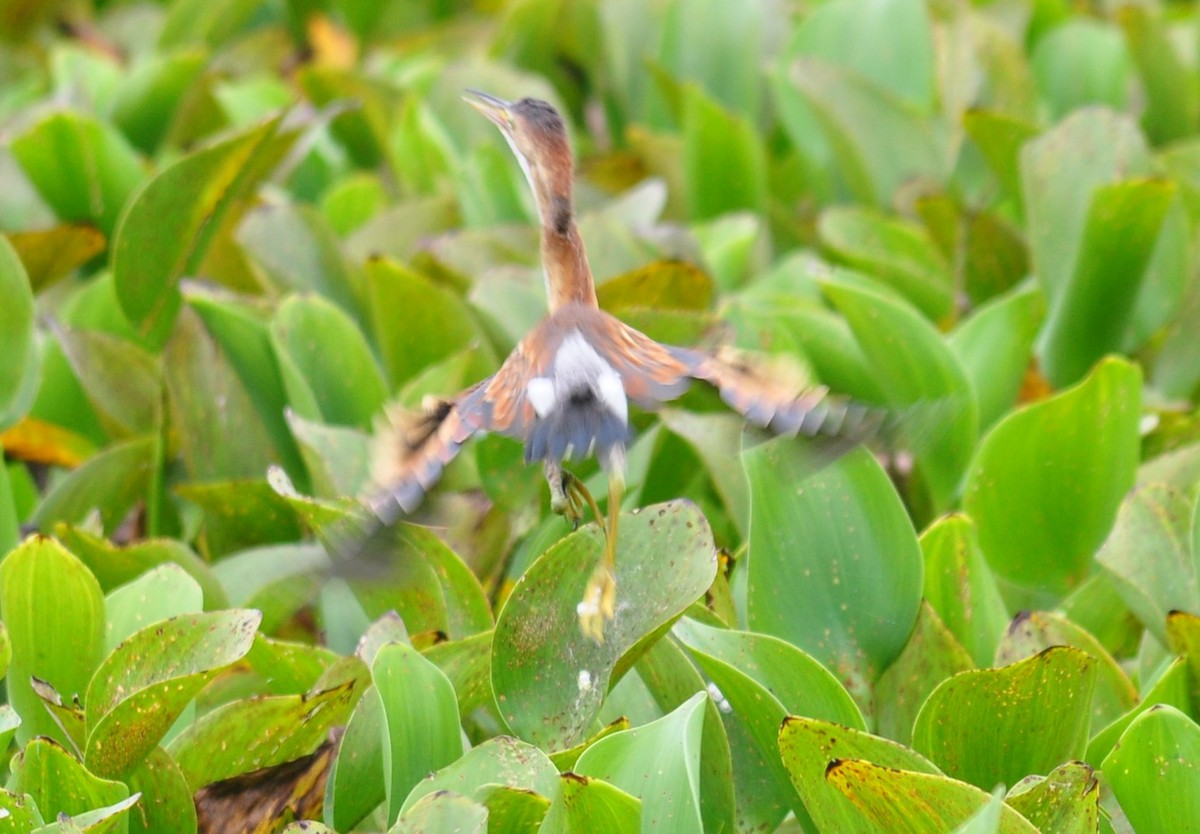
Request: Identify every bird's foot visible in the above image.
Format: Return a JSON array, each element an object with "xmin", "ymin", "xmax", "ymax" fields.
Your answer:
[
  {"xmin": 577, "ymin": 560, "xmax": 616, "ymax": 644},
  {"xmin": 550, "ymin": 468, "xmax": 601, "ymax": 531}
]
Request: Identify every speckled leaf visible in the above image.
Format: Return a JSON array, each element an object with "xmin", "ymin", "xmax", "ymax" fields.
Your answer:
[
  {"xmin": 168, "ymin": 681, "xmax": 355, "ymax": 790},
  {"xmin": 10, "ymin": 738, "xmax": 129, "ymax": 824},
  {"xmin": 920, "ymin": 514, "xmax": 1009, "ymax": 669},
  {"xmin": 389, "ymin": 791, "xmax": 487, "ymax": 834},
  {"xmin": 745, "ymin": 443, "xmax": 922, "ymax": 710},
  {"xmin": 174, "ymin": 479, "xmax": 304, "ymax": 558},
  {"xmin": 125, "ymin": 746, "xmax": 197, "ymax": 834},
  {"xmin": 1005, "ymin": 761, "xmax": 1099, "ymax": 834},
  {"xmin": 777, "ymin": 716, "xmax": 941, "ymax": 834},
  {"xmin": 0, "ymin": 788, "xmax": 43, "ymax": 832},
  {"xmin": 1103, "ymin": 706, "xmax": 1200, "ymax": 834},
  {"xmin": 373, "ymin": 641, "xmax": 463, "ymax": 826},
  {"xmin": 84, "ymin": 609, "xmax": 261, "ymax": 778},
  {"xmin": 0, "ymin": 536, "xmax": 105, "ymax": 747},
  {"xmin": 574, "ymin": 692, "xmax": 707, "ymax": 834},
  {"xmin": 995, "ymin": 611, "xmax": 1136, "ymax": 730},
  {"xmin": 826, "ymin": 760, "xmax": 1037, "ymax": 833},
  {"xmin": 400, "ymin": 735, "xmax": 558, "ymax": 816},
  {"xmin": 1087, "ymin": 656, "xmax": 1190, "ymax": 766},
  {"xmin": 538, "ymin": 774, "xmax": 641, "ymax": 832},
  {"xmin": 492, "ymin": 501, "xmax": 718, "ymax": 750},
  {"xmin": 963, "ymin": 357, "xmax": 1140, "ymax": 597},
  {"xmin": 104, "ymin": 563, "xmax": 203, "ymax": 652},
  {"xmin": 875, "ymin": 602, "xmax": 974, "ymax": 745},
  {"xmin": 911, "ymin": 647, "xmax": 1097, "ymax": 790}
]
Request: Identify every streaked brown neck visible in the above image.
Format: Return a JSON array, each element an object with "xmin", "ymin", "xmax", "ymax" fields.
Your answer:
[{"xmin": 534, "ymin": 166, "xmax": 597, "ymax": 313}]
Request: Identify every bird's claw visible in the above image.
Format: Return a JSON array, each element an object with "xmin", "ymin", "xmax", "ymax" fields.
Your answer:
[{"xmin": 577, "ymin": 561, "xmax": 616, "ymax": 643}]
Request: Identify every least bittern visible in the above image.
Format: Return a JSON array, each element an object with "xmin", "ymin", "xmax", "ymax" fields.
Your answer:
[{"xmin": 366, "ymin": 91, "xmax": 880, "ymax": 641}]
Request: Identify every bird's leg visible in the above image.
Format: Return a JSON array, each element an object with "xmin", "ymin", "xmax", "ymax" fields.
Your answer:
[
  {"xmin": 546, "ymin": 460, "xmax": 601, "ymax": 529},
  {"xmin": 578, "ymin": 447, "xmax": 625, "ymax": 643}
]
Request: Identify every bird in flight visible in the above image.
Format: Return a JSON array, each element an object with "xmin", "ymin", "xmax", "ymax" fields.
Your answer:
[{"xmin": 366, "ymin": 90, "xmax": 881, "ymax": 642}]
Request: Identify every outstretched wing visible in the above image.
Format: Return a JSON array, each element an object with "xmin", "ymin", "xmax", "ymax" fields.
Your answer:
[{"xmin": 592, "ymin": 315, "xmax": 883, "ymax": 442}]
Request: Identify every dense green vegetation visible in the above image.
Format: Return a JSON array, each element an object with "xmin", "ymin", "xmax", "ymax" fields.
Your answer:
[{"xmin": 1, "ymin": 0, "xmax": 1199, "ymax": 831}]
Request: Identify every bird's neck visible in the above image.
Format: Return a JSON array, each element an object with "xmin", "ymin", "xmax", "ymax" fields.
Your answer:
[{"xmin": 538, "ymin": 184, "xmax": 598, "ymax": 313}]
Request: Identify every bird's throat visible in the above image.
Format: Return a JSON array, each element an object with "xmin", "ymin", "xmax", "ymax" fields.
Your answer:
[{"xmin": 541, "ymin": 217, "xmax": 599, "ymax": 312}]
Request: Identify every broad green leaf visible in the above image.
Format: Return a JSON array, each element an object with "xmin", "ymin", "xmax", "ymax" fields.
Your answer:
[
  {"xmin": 875, "ymin": 602, "xmax": 974, "ymax": 745},
  {"xmin": 321, "ymin": 172, "xmax": 386, "ymax": 236},
  {"xmin": 287, "ymin": 408, "xmax": 371, "ymax": 499},
  {"xmin": 673, "ymin": 617, "xmax": 864, "ymax": 830},
  {"xmin": 575, "ymin": 692, "xmax": 707, "ymax": 834},
  {"xmin": 53, "ymin": 324, "xmax": 162, "ymax": 438},
  {"xmin": 1119, "ymin": 6, "xmax": 1200, "ymax": 145},
  {"xmin": 995, "ymin": 611, "xmax": 1137, "ymax": 730},
  {"xmin": 0, "ymin": 536, "xmax": 105, "ymax": 747},
  {"xmin": 0, "ymin": 619, "xmax": 9, "ymax": 680},
  {"xmin": 1005, "ymin": 762, "xmax": 1099, "ymax": 834},
  {"xmin": 158, "ymin": 0, "xmax": 260, "ymax": 49},
  {"xmin": 963, "ymin": 357, "xmax": 1140, "ymax": 597},
  {"xmin": 1030, "ymin": 20, "xmax": 1130, "ymax": 119},
  {"xmin": 953, "ymin": 792, "xmax": 1005, "ymax": 834},
  {"xmin": 54, "ymin": 526, "xmax": 225, "ymax": 611},
  {"xmin": 400, "ymin": 735, "xmax": 559, "ymax": 816},
  {"xmin": 325, "ymin": 684, "xmax": 385, "ymax": 832},
  {"xmin": 962, "ymin": 110, "xmax": 1038, "ymax": 211},
  {"xmin": 366, "ymin": 259, "xmax": 482, "ymax": 389},
  {"xmin": 104, "ymin": 563, "xmax": 204, "ymax": 652},
  {"xmin": 1103, "ymin": 706, "xmax": 1200, "ymax": 834},
  {"xmin": 818, "ymin": 207, "xmax": 953, "ymax": 320},
  {"xmin": 826, "ymin": 759, "xmax": 1038, "ymax": 833},
  {"xmin": 389, "ymin": 791, "xmax": 487, "ymax": 833},
  {"xmin": 174, "ymin": 479, "xmax": 304, "ymax": 558},
  {"xmin": 0, "ymin": 789, "xmax": 43, "ymax": 832},
  {"xmin": 246, "ymin": 634, "xmax": 342, "ymax": 696},
  {"xmin": 373, "ymin": 641, "xmax": 463, "ymax": 826},
  {"xmin": 10, "ymin": 738, "xmax": 129, "ymax": 825},
  {"xmin": 948, "ymin": 285, "xmax": 1045, "ymax": 432},
  {"xmin": 32, "ymin": 438, "xmax": 157, "ymax": 539},
  {"xmin": 168, "ymin": 681, "xmax": 355, "ymax": 789},
  {"xmin": 166, "ymin": 306, "xmax": 285, "ymax": 481},
  {"xmin": 85, "ymin": 609, "xmax": 261, "ymax": 777},
  {"xmin": 492, "ymin": 500, "xmax": 717, "ymax": 750},
  {"xmin": 1097, "ymin": 481, "xmax": 1200, "ymax": 645},
  {"xmin": 0, "ymin": 236, "xmax": 37, "ymax": 432},
  {"xmin": 10, "ymin": 111, "xmax": 144, "ymax": 236},
  {"xmin": 111, "ymin": 48, "xmax": 208, "ymax": 154},
  {"xmin": 745, "ymin": 443, "xmax": 922, "ymax": 707},
  {"xmin": 682, "ymin": 84, "xmax": 767, "ymax": 221},
  {"xmin": 187, "ymin": 292, "xmax": 308, "ymax": 486},
  {"xmin": 212, "ymin": 542, "xmax": 325, "ymax": 634},
  {"xmin": 911, "ymin": 647, "xmax": 1097, "ymax": 790},
  {"xmin": 539, "ymin": 774, "xmax": 641, "ymax": 832},
  {"xmin": 920, "ymin": 515, "xmax": 1009, "ymax": 668},
  {"xmin": 271, "ymin": 293, "xmax": 388, "ymax": 429},
  {"xmin": 823, "ymin": 280, "xmax": 977, "ymax": 513},
  {"xmin": 1036, "ymin": 179, "xmax": 1174, "ymax": 386},
  {"xmin": 778, "ymin": 57, "xmax": 947, "ymax": 207},
  {"xmin": 1091, "ymin": 660, "xmax": 1188, "ymax": 766},
  {"xmin": 126, "ymin": 747, "xmax": 197, "ymax": 834},
  {"xmin": 778, "ymin": 716, "xmax": 941, "ymax": 833},
  {"xmin": 596, "ymin": 260, "xmax": 714, "ymax": 313},
  {"xmin": 113, "ymin": 112, "xmax": 300, "ymax": 340},
  {"xmin": 423, "ymin": 631, "xmax": 495, "ymax": 718}
]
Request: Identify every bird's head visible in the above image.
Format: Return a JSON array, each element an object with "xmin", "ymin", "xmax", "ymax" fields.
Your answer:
[{"xmin": 464, "ymin": 89, "xmax": 574, "ymax": 230}]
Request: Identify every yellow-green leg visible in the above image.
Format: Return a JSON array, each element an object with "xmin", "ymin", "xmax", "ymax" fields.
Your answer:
[{"xmin": 578, "ymin": 466, "xmax": 624, "ymax": 643}]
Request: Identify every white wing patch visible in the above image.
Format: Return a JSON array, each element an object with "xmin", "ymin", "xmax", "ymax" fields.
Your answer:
[
  {"xmin": 526, "ymin": 377, "xmax": 557, "ymax": 418},
  {"xmin": 554, "ymin": 331, "xmax": 628, "ymax": 422}
]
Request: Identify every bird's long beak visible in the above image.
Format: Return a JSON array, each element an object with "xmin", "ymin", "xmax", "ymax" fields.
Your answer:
[{"xmin": 463, "ymin": 89, "xmax": 513, "ymax": 132}]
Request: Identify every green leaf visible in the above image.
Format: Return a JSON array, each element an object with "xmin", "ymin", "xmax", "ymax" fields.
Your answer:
[
  {"xmin": 400, "ymin": 735, "xmax": 558, "ymax": 816},
  {"xmin": 32, "ymin": 435, "xmax": 157, "ymax": 537},
  {"xmin": 389, "ymin": 791, "xmax": 487, "ymax": 833},
  {"xmin": 1119, "ymin": 5, "xmax": 1200, "ymax": 145},
  {"xmin": 825, "ymin": 759, "xmax": 1038, "ymax": 833},
  {"xmin": 1102, "ymin": 706, "xmax": 1200, "ymax": 834},
  {"xmin": 270, "ymin": 293, "xmax": 388, "ymax": 429},
  {"xmin": 920, "ymin": 515, "xmax": 1009, "ymax": 669},
  {"xmin": 777, "ymin": 716, "xmax": 941, "ymax": 833},
  {"xmin": 575, "ymin": 692, "xmax": 707, "ymax": 834},
  {"xmin": 823, "ymin": 280, "xmax": 977, "ymax": 513},
  {"xmin": 168, "ymin": 681, "xmax": 355, "ymax": 790},
  {"xmin": 324, "ymin": 683, "xmax": 385, "ymax": 832},
  {"xmin": 962, "ymin": 357, "xmax": 1141, "ymax": 598},
  {"xmin": 104, "ymin": 563, "xmax": 203, "ymax": 652},
  {"xmin": 963, "ymin": 110, "xmax": 1039, "ymax": 212},
  {"xmin": 948, "ymin": 285, "xmax": 1045, "ymax": 432},
  {"xmin": 818, "ymin": 206, "xmax": 953, "ymax": 320},
  {"xmin": 911, "ymin": 647, "xmax": 1097, "ymax": 790},
  {"xmin": 1036, "ymin": 179, "xmax": 1174, "ymax": 386},
  {"xmin": 596, "ymin": 260, "xmax": 714, "ymax": 313},
  {"xmin": 875, "ymin": 602, "xmax": 974, "ymax": 745},
  {"xmin": 681, "ymin": 84, "xmax": 767, "ymax": 220},
  {"xmin": 1030, "ymin": 20, "xmax": 1130, "ymax": 119},
  {"xmin": 745, "ymin": 443, "xmax": 922, "ymax": 708},
  {"xmin": 111, "ymin": 48, "xmax": 208, "ymax": 154},
  {"xmin": 0, "ymin": 788, "xmax": 43, "ymax": 832},
  {"xmin": 10, "ymin": 111, "xmax": 144, "ymax": 236},
  {"xmin": 84, "ymin": 609, "xmax": 261, "ymax": 778},
  {"xmin": 538, "ymin": 774, "xmax": 641, "ymax": 832},
  {"xmin": 9, "ymin": 738, "xmax": 129, "ymax": 824},
  {"xmin": 373, "ymin": 641, "xmax": 463, "ymax": 826},
  {"xmin": 365, "ymin": 259, "xmax": 483, "ymax": 390},
  {"xmin": 1006, "ymin": 761, "xmax": 1099, "ymax": 833},
  {"xmin": 0, "ymin": 236, "xmax": 37, "ymax": 432},
  {"xmin": 113, "ymin": 112, "xmax": 300, "ymax": 340},
  {"xmin": 492, "ymin": 501, "xmax": 717, "ymax": 750},
  {"xmin": 0, "ymin": 536, "xmax": 105, "ymax": 747},
  {"xmin": 53, "ymin": 324, "xmax": 162, "ymax": 438},
  {"xmin": 126, "ymin": 747, "xmax": 198, "ymax": 834}
]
